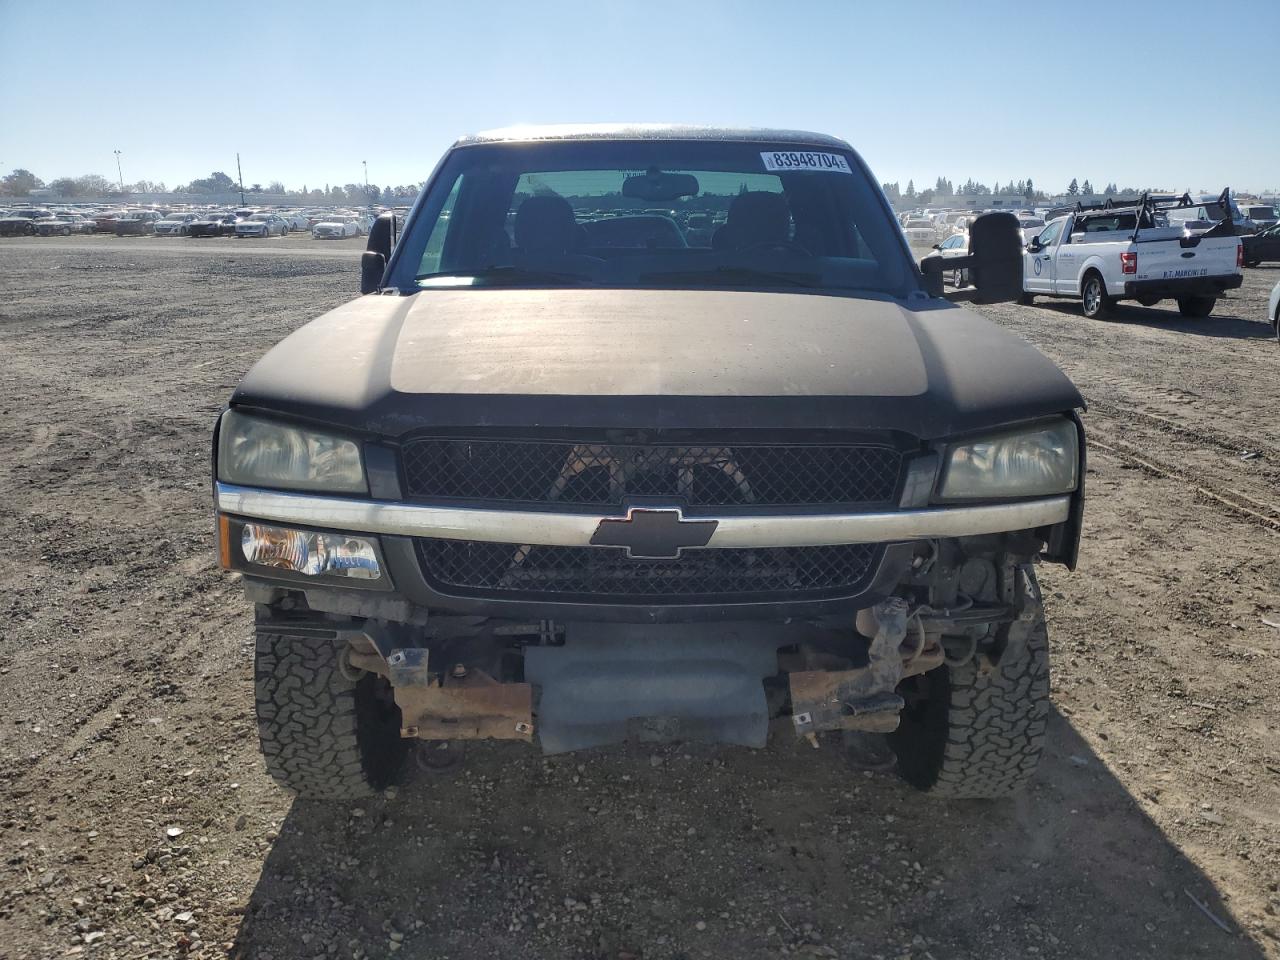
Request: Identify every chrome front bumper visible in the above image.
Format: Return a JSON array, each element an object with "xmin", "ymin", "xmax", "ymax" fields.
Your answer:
[{"xmin": 215, "ymin": 482, "xmax": 1070, "ymax": 550}]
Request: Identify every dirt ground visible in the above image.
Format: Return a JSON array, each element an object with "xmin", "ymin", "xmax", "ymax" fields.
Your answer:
[{"xmin": 1, "ymin": 233, "xmax": 1277, "ymax": 960}]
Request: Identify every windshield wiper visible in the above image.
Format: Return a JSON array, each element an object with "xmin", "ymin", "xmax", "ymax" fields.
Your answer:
[
  {"xmin": 417, "ymin": 265, "xmax": 595, "ymax": 286},
  {"xmin": 640, "ymin": 266, "xmax": 821, "ymax": 288}
]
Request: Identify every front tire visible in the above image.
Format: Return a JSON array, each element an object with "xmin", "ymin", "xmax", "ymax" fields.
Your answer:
[
  {"xmin": 255, "ymin": 624, "xmax": 408, "ymax": 799},
  {"xmin": 889, "ymin": 606, "xmax": 1050, "ymax": 799},
  {"xmin": 1081, "ymin": 272, "xmax": 1113, "ymax": 319},
  {"xmin": 1177, "ymin": 296, "xmax": 1215, "ymax": 318}
]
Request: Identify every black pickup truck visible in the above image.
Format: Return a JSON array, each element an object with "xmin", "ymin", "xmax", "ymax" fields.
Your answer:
[{"xmin": 214, "ymin": 125, "xmax": 1085, "ymax": 800}]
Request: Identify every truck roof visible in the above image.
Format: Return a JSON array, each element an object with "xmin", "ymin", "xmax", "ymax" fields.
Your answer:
[{"xmin": 454, "ymin": 123, "xmax": 851, "ymax": 150}]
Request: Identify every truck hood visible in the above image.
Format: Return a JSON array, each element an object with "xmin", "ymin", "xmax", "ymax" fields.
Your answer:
[{"xmin": 231, "ymin": 288, "xmax": 1083, "ymax": 440}]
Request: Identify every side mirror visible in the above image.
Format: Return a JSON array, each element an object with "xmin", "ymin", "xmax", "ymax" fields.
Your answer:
[
  {"xmin": 360, "ymin": 252, "xmax": 386, "ymax": 295},
  {"xmin": 967, "ymin": 212, "xmax": 1023, "ymax": 303},
  {"xmin": 360, "ymin": 213, "xmax": 399, "ymax": 294},
  {"xmin": 918, "ymin": 254, "xmax": 945, "ymax": 298},
  {"xmin": 366, "ymin": 211, "xmax": 397, "ymax": 258},
  {"xmin": 1027, "ymin": 237, "xmax": 1041, "ymax": 252},
  {"xmin": 920, "ymin": 212, "xmax": 1023, "ymax": 304},
  {"xmin": 931, "ymin": 243, "xmax": 941, "ymax": 250}
]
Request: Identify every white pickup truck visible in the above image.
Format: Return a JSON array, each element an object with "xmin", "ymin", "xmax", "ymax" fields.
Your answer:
[{"xmin": 1021, "ymin": 202, "xmax": 1243, "ymax": 319}]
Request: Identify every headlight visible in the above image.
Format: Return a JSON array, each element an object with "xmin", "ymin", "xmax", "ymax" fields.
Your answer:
[
  {"xmin": 939, "ymin": 420, "xmax": 1078, "ymax": 499},
  {"xmin": 217, "ymin": 410, "xmax": 365, "ymax": 492}
]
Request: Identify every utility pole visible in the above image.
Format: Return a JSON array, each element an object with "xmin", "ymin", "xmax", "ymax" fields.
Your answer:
[
  {"xmin": 113, "ymin": 150, "xmax": 124, "ymax": 193},
  {"xmin": 362, "ymin": 160, "xmax": 370, "ymax": 211},
  {"xmin": 236, "ymin": 153, "xmax": 246, "ymax": 206}
]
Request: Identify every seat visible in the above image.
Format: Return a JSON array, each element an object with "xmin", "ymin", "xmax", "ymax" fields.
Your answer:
[
  {"xmin": 514, "ymin": 195, "xmax": 583, "ymax": 254},
  {"xmin": 712, "ymin": 191, "xmax": 791, "ymax": 251}
]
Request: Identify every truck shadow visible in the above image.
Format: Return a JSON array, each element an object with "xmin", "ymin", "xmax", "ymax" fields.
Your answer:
[
  {"xmin": 1030, "ymin": 299, "xmax": 1276, "ymax": 340},
  {"xmin": 232, "ymin": 707, "xmax": 1267, "ymax": 960}
]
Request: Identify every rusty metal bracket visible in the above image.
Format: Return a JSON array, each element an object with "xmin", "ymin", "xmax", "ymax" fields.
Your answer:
[
  {"xmin": 387, "ymin": 647, "xmax": 433, "ymax": 686},
  {"xmin": 791, "ymin": 597, "xmax": 910, "ymax": 736},
  {"xmin": 387, "ymin": 646, "xmax": 533, "ymax": 743}
]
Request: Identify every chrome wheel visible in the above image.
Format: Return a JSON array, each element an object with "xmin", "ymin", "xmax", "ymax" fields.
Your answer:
[{"xmin": 1083, "ymin": 279, "xmax": 1100, "ymax": 315}]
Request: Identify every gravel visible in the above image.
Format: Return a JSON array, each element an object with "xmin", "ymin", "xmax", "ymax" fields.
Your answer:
[{"xmin": 0, "ymin": 236, "xmax": 1276, "ymax": 959}]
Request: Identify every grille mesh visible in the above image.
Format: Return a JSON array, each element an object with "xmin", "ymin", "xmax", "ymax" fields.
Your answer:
[
  {"xmin": 402, "ymin": 440, "xmax": 902, "ymax": 507},
  {"xmin": 414, "ymin": 538, "xmax": 881, "ymax": 601}
]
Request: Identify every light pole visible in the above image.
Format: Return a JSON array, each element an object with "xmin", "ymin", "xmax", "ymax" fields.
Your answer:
[
  {"xmin": 236, "ymin": 153, "xmax": 246, "ymax": 207},
  {"xmin": 113, "ymin": 150, "xmax": 124, "ymax": 193},
  {"xmin": 363, "ymin": 160, "xmax": 370, "ymax": 210}
]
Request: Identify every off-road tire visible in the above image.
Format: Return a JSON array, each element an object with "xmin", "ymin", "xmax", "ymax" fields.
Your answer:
[
  {"xmin": 889, "ymin": 611, "xmax": 1050, "ymax": 799},
  {"xmin": 1080, "ymin": 271, "xmax": 1113, "ymax": 320},
  {"xmin": 255, "ymin": 628, "xmax": 408, "ymax": 799},
  {"xmin": 1177, "ymin": 296, "xmax": 1215, "ymax": 318}
]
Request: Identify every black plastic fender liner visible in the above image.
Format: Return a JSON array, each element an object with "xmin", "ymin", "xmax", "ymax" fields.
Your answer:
[{"xmin": 524, "ymin": 623, "xmax": 785, "ymax": 753}]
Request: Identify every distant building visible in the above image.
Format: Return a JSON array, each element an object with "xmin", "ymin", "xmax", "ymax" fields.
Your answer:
[
  {"xmin": 892, "ymin": 193, "xmax": 1031, "ymax": 211},
  {"xmin": 926, "ymin": 194, "xmax": 1031, "ymax": 210},
  {"xmin": 1045, "ymin": 193, "xmax": 1141, "ymax": 205}
]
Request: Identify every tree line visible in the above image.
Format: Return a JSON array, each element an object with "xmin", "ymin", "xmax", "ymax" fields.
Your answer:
[
  {"xmin": 0, "ymin": 167, "xmax": 425, "ymax": 204},
  {"xmin": 2, "ymin": 166, "xmax": 1170, "ymax": 206},
  {"xmin": 880, "ymin": 176, "xmax": 1156, "ymax": 206}
]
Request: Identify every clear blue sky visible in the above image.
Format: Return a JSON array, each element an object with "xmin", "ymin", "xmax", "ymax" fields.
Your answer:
[{"xmin": 1, "ymin": 0, "xmax": 1277, "ymax": 195}]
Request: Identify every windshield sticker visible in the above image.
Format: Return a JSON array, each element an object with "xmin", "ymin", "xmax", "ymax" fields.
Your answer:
[{"xmin": 760, "ymin": 151, "xmax": 852, "ymax": 174}]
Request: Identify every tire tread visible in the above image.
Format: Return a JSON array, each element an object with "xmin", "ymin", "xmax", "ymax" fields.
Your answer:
[
  {"xmin": 255, "ymin": 630, "xmax": 402, "ymax": 800},
  {"xmin": 924, "ymin": 619, "xmax": 1050, "ymax": 799}
]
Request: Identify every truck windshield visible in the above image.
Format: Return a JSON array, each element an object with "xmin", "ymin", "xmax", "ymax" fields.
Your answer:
[{"xmin": 396, "ymin": 139, "xmax": 914, "ymax": 298}]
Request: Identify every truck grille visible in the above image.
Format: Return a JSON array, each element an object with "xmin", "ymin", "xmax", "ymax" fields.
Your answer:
[
  {"xmin": 401, "ymin": 440, "xmax": 902, "ymax": 508},
  {"xmin": 414, "ymin": 538, "xmax": 881, "ymax": 602}
]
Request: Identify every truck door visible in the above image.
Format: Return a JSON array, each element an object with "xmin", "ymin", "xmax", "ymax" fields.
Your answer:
[{"xmin": 1024, "ymin": 217, "xmax": 1064, "ymax": 293}]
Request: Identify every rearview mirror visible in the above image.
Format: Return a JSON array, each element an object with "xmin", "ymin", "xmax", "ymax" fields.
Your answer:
[{"xmin": 622, "ymin": 168, "xmax": 700, "ymax": 202}]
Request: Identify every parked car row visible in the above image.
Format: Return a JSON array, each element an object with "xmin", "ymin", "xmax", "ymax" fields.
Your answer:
[
  {"xmin": 0, "ymin": 203, "xmax": 384, "ymax": 239},
  {"xmin": 899, "ymin": 208, "xmax": 1045, "ymax": 245}
]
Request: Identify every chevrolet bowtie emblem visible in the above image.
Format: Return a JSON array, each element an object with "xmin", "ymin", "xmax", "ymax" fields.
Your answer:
[{"xmin": 590, "ymin": 507, "xmax": 718, "ymax": 560}]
